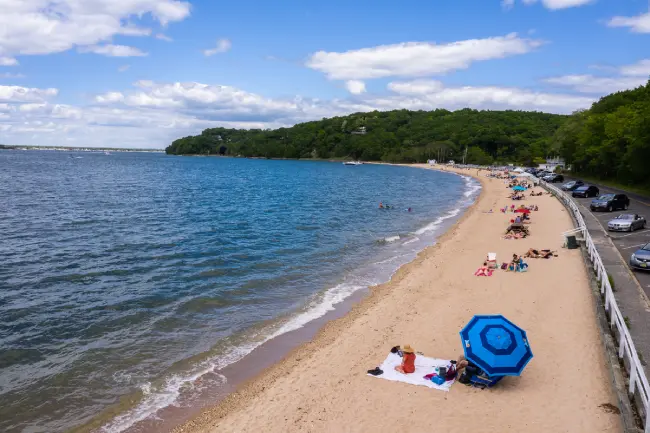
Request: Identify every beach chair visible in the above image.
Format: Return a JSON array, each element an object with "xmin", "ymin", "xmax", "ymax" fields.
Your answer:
[
  {"xmin": 467, "ymin": 372, "xmax": 503, "ymax": 389},
  {"xmin": 486, "ymin": 252, "xmax": 497, "ymax": 269}
]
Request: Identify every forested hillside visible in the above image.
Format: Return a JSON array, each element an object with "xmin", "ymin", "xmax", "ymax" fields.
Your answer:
[
  {"xmin": 166, "ymin": 109, "xmax": 567, "ymax": 165},
  {"xmin": 166, "ymin": 80, "xmax": 650, "ymax": 190},
  {"xmin": 554, "ymin": 80, "xmax": 650, "ymax": 188}
]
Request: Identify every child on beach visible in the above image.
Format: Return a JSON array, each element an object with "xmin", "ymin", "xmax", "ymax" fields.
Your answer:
[{"xmin": 395, "ymin": 344, "xmax": 416, "ymax": 374}]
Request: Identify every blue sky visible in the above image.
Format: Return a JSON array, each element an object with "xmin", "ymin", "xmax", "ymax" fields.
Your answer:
[{"xmin": 0, "ymin": 0, "xmax": 649, "ymax": 148}]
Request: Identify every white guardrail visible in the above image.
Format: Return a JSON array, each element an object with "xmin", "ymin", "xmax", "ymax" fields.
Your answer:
[{"xmin": 542, "ymin": 180, "xmax": 650, "ymax": 432}]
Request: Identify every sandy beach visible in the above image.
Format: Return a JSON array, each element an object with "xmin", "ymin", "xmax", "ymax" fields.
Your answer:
[{"xmin": 173, "ymin": 164, "xmax": 621, "ymax": 433}]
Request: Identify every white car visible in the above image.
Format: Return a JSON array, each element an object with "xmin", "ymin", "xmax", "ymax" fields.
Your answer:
[{"xmin": 607, "ymin": 214, "xmax": 647, "ymax": 232}]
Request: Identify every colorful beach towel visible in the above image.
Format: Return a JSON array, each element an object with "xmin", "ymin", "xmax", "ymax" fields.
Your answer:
[{"xmin": 367, "ymin": 353, "xmax": 455, "ymax": 391}]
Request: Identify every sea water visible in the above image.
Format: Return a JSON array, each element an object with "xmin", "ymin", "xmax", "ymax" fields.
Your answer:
[{"xmin": 0, "ymin": 151, "xmax": 479, "ymax": 432}]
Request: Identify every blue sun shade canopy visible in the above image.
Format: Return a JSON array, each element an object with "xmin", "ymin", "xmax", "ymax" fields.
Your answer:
[{"xmin": 460, "ymin": 315, "xmax": 533, "ymax": 377}]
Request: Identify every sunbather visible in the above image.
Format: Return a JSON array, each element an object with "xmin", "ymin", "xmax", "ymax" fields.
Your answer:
[
  {"xmin": 524, "ymin": 248, "xmax": 556, "ymax": 258},
  {"xmin": 395, "ymin": 344, "xmax": 416, "ymax": 374}
]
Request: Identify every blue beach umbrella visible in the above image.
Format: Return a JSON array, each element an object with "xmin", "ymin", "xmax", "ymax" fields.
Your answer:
[
  {"xmin": 512, "ymin": 185, "xmax": 526, "ymax": 191},
  {"xmin": 460, "ymin": 315, "xmax": 533, "ymax": 377}
]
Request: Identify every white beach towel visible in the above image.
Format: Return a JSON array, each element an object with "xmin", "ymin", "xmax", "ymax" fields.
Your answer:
[{"xmin": 368, "ymin": 353, "xmax": 455, "ymax": 391}]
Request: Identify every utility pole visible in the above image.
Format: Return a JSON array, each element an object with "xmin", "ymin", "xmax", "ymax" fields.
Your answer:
[{"xmin": 462, "ymin": 146, "xmax": 468, "ymax": 164}]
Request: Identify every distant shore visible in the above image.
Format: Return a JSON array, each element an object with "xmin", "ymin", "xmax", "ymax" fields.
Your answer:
[
  {"xmin": 170, "ymin": 164, "xmax": 620, "ymax": 433},
  {"xmin": 0, "ymin": 144, "xmax": 163, "ymax": 153}
]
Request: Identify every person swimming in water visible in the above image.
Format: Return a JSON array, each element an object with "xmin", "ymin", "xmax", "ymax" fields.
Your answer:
[{"xmin": 379, "ymin": 202, "xmax": 384, "ymax": 209}]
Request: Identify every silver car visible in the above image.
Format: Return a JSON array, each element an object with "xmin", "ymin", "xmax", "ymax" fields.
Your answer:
[
  {"xmin": 607, "ymin": 214, "xmax": 647, "ymax": 232},
  {"xmin": 630, "ymin": 243, "xmax": 650, "ymax": 271}
]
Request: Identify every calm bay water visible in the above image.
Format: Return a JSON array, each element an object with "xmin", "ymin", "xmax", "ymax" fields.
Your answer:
[{"xmin": 0, "ymin": 151, "xmax": 478, "ymax": 433}]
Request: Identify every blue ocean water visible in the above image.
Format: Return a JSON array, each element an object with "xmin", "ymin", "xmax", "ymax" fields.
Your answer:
[{"xmin": 0, "ymin": 151, "xmax": 479, "ymax": 433}]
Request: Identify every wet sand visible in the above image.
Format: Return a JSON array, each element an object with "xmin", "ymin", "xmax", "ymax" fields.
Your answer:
[{"xmin": 173, "ymin": 164, "xmax": 621, "ymax": 433}]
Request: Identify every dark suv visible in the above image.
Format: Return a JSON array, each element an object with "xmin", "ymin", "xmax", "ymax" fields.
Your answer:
[
  {"xmin": 590, "ymin": 193, "xmax": 630, "ymax": 212},
  {"xmin": 572, "ymin": 185, "xmax": 599, "ymax": 198}
]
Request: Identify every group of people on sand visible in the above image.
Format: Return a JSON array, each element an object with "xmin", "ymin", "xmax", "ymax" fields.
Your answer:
[{"xmin": 389, "ymin": 344, "xmax": 487, "ymax": 387}]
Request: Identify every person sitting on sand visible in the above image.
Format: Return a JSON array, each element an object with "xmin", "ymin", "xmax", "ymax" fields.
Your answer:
[
  {"xmin": 507, "ymin": 254, "xmax": 520, "ymax": 271},
  {"xmin": 395, "ymin": 344, "xmax": 416, "ymax": 374}
]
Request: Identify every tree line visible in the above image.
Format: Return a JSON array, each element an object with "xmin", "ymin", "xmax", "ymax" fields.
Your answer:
[
  {"xmin": 165, "ymin": 80, "xmax": 650, "ymax": 189},
  {"xmin": 165, "ymin": 108, "xmax": 567, "ymax": 166},
  {"xmin": 554, "ymin": 80, "xmax": 650, "ymax": 188}
]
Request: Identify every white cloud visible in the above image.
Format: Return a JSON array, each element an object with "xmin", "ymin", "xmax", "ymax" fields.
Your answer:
[
  {"xmin": 517, "ymin": 0, "xmax": 593, "ymax": 9},
  {"xmin": 386, "ymin": 79, "xmax": 592, "ymax": 113},
  {"xmin": 203, "ymin": 39, "xmax": 232, "ymax": 56},
  {"xmin": 543, "ymin": 58, "xmax": 650, "ymax": 94},
  {"xmin": 118, "ymin": 65, "xmax": 131, "ymax": 72},
  {"xmin": 345, "ymin": 80, "xmax": 366, "ymax": 94},
  {"xmin": 0, "ymin": 73, "xmax": 25, "ymax": 79},
  {"xmin": 306, "ymin": 33, "xmax": 543, "ymax": 81},
  {"xmin": 156, "ymin": 33, "xmax": 174, "ymax": 42},
  {"xmin": 95, "ymin": 92, "xmax": 126, "ymax": 103},
  {"xmin": 543, "ymin": 75, "xmax": 647, "ymax": 94},
  {"xmin": 619, "ymin": 59, "xmax": 650, "ymax": 77},
  {"xmin": 0, "ymin": 85, "xmax": 58, "ymax": 103},
  {"xmin": 0, "ymin": 0, "xmax": 190, "ymax": 60},
  {"xmin": 388, "ymin": 80, "xmax": 445, "ymax": 95},
  {"xmin": 79, "ymin": 44, "xmax": 148, "ymax": 57},
  {"xmin": 0, "ymin": 57, "xmax": 18, "ymax": 66},
  {"xmin": 118, "ymin": 25, "xmax": 152, "ymax": 37},
  {"xmin": 501, "ymin": 0, "xmax": 515, "ymax": 9},
  {"xmin": 607, "ymin": 13, "xmax": 650, "ymax": 33}
]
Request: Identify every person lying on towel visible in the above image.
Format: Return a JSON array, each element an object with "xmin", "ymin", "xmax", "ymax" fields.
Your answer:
[{"xmin": 395, "ymin": 344, "xmax": 416, "ymax": 374}]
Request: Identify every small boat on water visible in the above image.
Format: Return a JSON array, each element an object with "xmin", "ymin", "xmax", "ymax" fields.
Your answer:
[{"xmin": 343, "ymin": 161, "xmax": 363, "ymax": 166}]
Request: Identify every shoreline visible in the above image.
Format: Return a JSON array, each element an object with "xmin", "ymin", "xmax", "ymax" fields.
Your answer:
[
  {"xmin": 79, "ymin": 164, "xmax": 476, "ymax": 433},
  {"xmin": 170, "ymin": 163, "xmax": 621, "ymax": 433},
  {"xmin": 165, "ymin": 165, "xmax": 484, "ymax": 433}
]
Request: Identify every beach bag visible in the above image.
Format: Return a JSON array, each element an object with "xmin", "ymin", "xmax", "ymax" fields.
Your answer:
[
  {"xmin": 431, "ymin": 375, "xmax": 446, "ymax": 385},
  {"xmin": 445, "ymin": 365, "xmax": 457, "ymax": 381}
]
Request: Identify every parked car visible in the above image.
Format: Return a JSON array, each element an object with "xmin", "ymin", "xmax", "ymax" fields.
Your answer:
[
  {"xmin": 561, "ymin": 180, "xmax": 584, "ymax": 191},
  {"xmin": 630, "ymin": 243, "xmax": 650, "ymax": 271},
  {"xmin": 590, "ymin": 193, "xmax": 630, "ymax": 212},
  {"xmin": 607, "ymin": 214, "xmax": 646, "ymax": 232},
  {"xmin": 544, "ymin": 174, "xmax": 564, "ymax": 183},
  {"xmin": 572, "ymin": 185, "xmax": 599, "ymax": 198},
  {"xmin": 535, "ymin": 170, "xmax": 552, "ymax": 178}
]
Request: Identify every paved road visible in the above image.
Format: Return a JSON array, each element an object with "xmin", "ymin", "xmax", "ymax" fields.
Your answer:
[{"xmin": 561, "ymin": 177, "xmax": 650, "ymax": 297}]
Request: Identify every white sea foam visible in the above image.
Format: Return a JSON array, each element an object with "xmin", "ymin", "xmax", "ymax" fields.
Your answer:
[
  {"xmin": 100, "ymin": 280, "xmax": 370, "ymax": 433},
  {"xmin": 402, "ymin": 237, "xmax": 420, "ymax": 245},
  {"xmin": 414, "ymin": 207, "xmax": 461, "ymax": 235},
  {"xmin": 384, "ymin": 235, "xmax": 401, "ymax": 243},
  {"xmin": 268, "ymin": 281, "xmax": 368, "ymax": 339}
]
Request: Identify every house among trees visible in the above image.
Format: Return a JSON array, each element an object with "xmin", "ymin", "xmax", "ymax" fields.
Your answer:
[
  {"xmin": 537, "ymin": 157, "xmax": 565, "ymax": 171},
  {"xmin": 351, "ymin": 126, "xmax": 367, "ymax": 135}
]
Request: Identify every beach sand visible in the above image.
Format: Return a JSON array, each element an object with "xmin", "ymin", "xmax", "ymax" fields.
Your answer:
[{"xmin": 173, "ymin": 164, "xmax": 621, "ymax": 433}]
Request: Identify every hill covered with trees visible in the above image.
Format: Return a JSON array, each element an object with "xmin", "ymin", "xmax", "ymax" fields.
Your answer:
[
  {"xmin": 165, "ymin": 109, "xmax": 567, "ymax": 166},
  {"xmin": 166, "ymin": 79, "xmax": 650, "ymax": 190},
  {"xmin": 554, "ymin": 80, "xmax": 650, "ymax": 188}
]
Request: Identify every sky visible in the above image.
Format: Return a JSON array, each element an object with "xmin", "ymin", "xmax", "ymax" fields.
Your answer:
[{"xmin": 0, "ymin": 0, "xmax": 649, "ymax": 149}]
